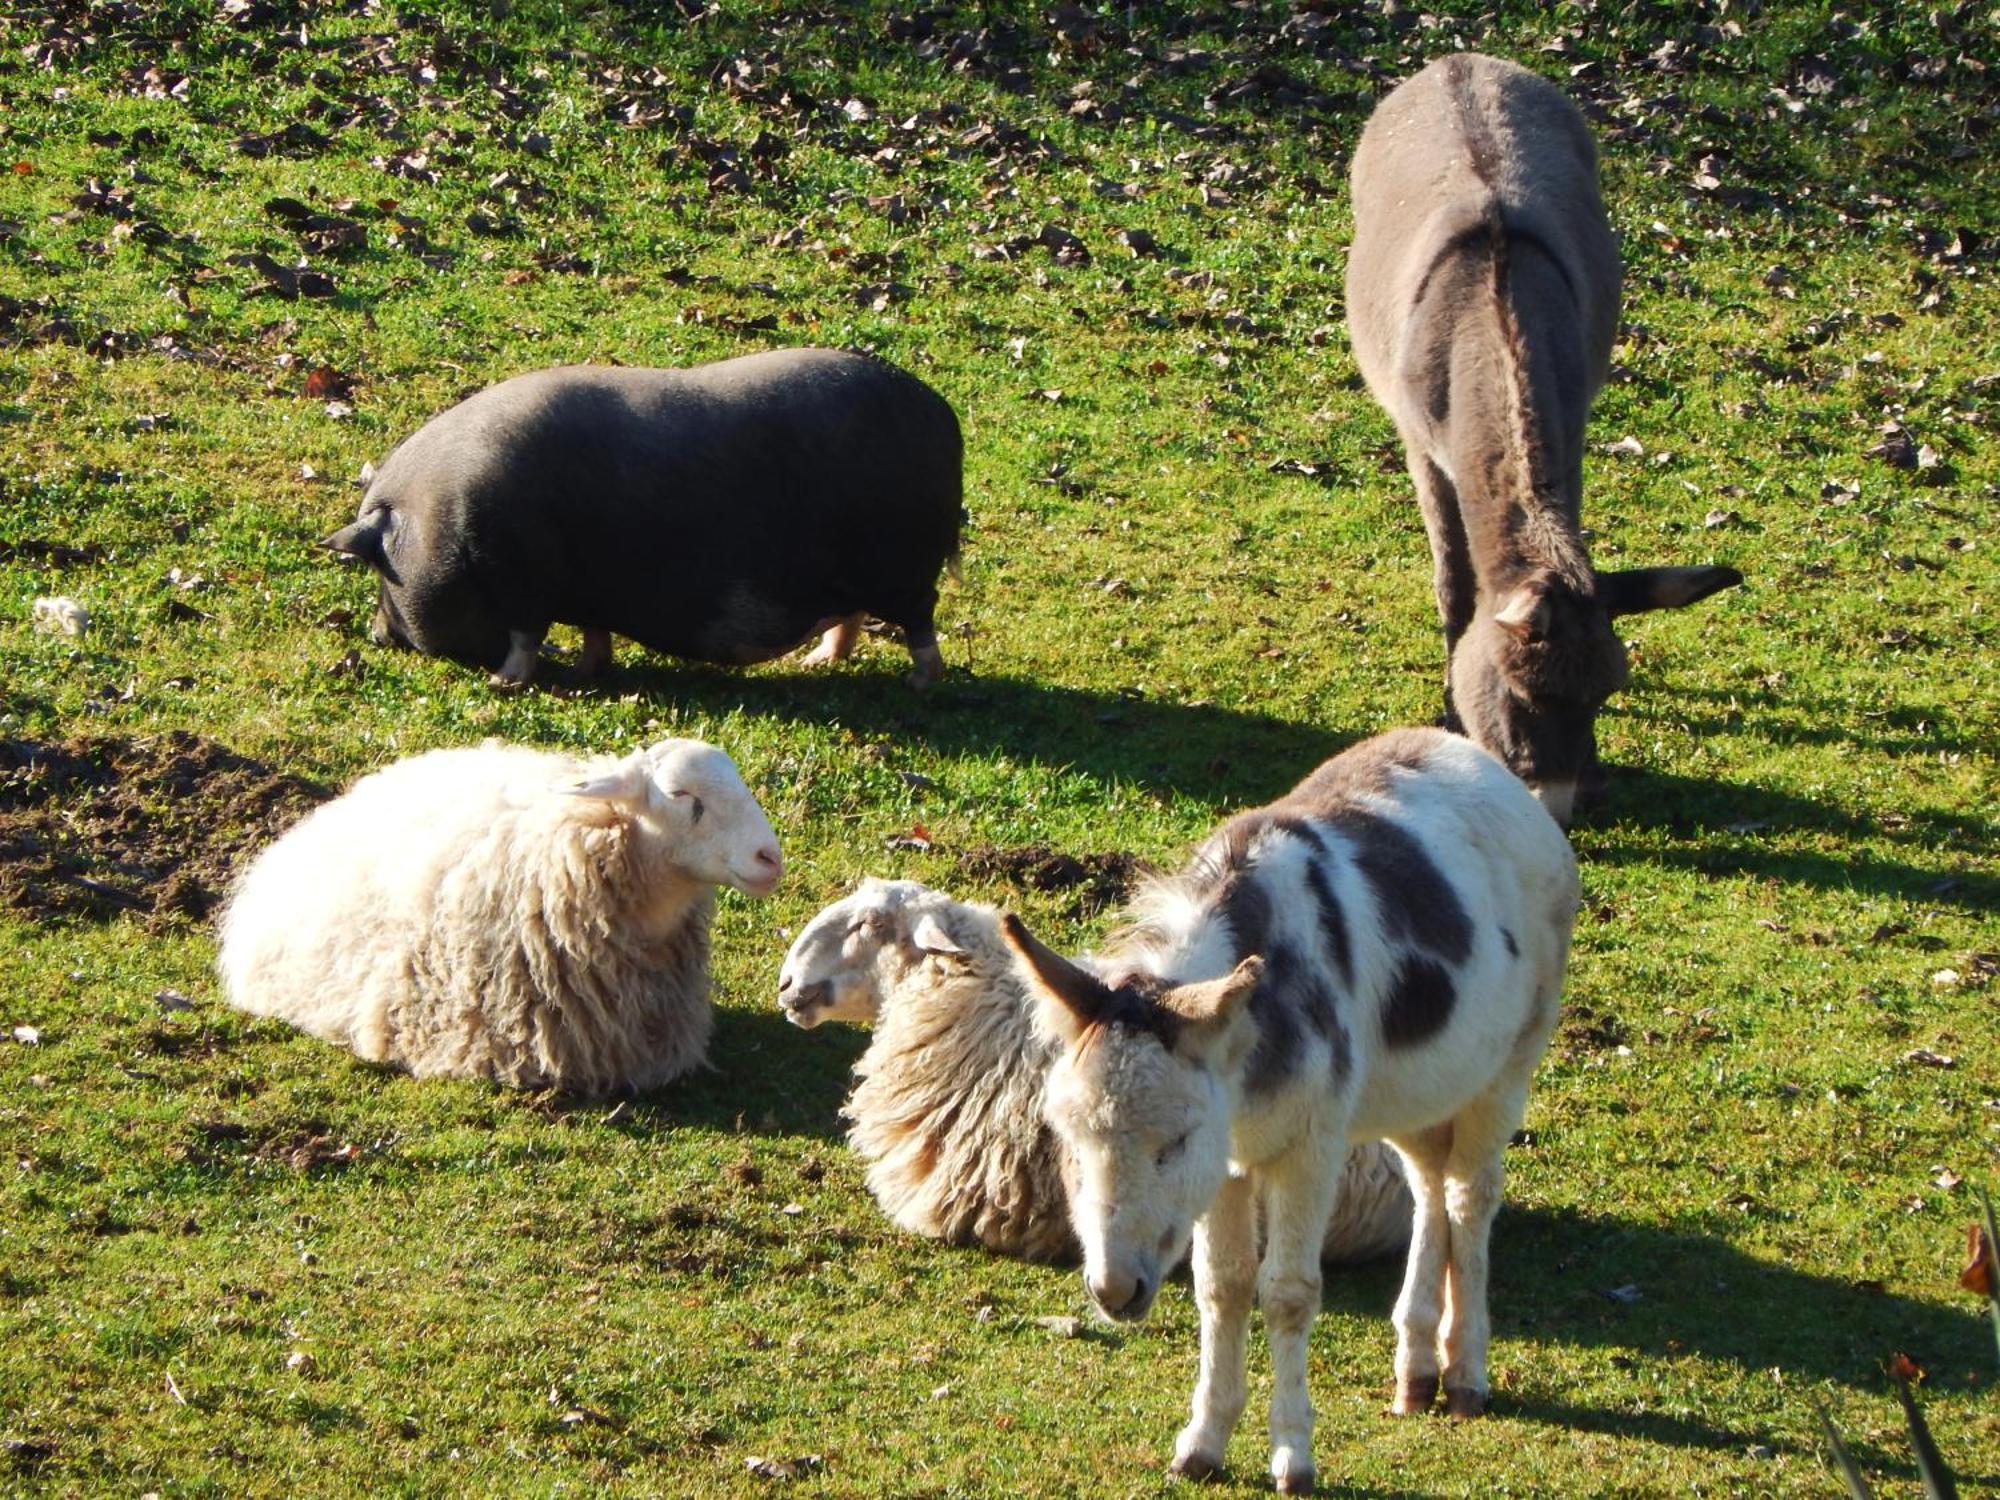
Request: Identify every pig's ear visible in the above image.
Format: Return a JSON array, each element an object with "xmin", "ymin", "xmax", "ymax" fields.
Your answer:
[
  {"xmin": 323, "ymin": 516, "xmax": 387, "ymax": 569},
  {"xmin": 560, "ymin": 750, "xmax": 649, "ymax": 805}
]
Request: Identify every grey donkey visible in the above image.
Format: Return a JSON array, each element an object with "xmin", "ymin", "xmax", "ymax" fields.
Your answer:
[{"xmin": 1347, "ymin": 53, "xmax": 1740, "ymax": 823}]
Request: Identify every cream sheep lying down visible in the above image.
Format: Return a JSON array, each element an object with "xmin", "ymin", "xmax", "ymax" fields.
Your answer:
[
  {"xmin": 778, "ymin": 879, "xmax": 1412, "ymax": 1265},
  {"xmin": 218, "ymin": 737, "xmax": 782, "ymax": 1095}
]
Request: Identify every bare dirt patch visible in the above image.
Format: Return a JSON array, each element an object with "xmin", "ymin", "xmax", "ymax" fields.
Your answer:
[
  {"xmin": 954, "ymin": 843, "xmax": 1144, "ymax": 917},
  {"xmin": 0, "ymin": 731, "xmax": 327, "ymax": 927}
]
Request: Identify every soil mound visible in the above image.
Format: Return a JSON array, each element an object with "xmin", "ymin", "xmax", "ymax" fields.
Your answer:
[{"xmin": 0, "ymin": 731, "xmax": 328, "ymax": 927}]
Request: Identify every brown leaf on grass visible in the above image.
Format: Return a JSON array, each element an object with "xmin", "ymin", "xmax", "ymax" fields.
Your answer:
[
  {"xmin": 1960, "ymin": 1223, "xmax": 1995, "ymax": 1297},
  {"xmin": 1887, "ymin": 1350, "xmax": 1927, "ymax": 1384},
  {"xmin": 303, "ymin": 367, "xmax": 352, "ymax": 401},
  {"xmin": 233, "ymin": 124, "xmax": 331, "ymax": 159},
  {"xmin": 228, "ymin": 253, "xmax": 336, "ymax": 301}
]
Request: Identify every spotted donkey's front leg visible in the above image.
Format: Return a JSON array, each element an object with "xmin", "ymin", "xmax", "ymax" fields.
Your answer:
[
  {"xmin": 1259, "ymin": 1137, "xmax": 1351, "ymax": 1495},
  {"xmin": 1173, "ymin": 1173, "xmax": 1256, "ymax": 1480}
]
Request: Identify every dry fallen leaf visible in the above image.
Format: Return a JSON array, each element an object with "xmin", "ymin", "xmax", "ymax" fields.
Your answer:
[
  {"xmin": 1959, "ymin": 1223, "xmax": 1995, "ymax": 1297},
  {"xmin": 744, "ymin": 1454, "xmax": 822, "ymax": 1480}
]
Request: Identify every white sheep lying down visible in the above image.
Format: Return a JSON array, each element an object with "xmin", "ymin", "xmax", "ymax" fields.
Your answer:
[
  {"xmin": 218, "ymin": 736, "xmax": 782, "ymax": 1095},
  {"xmin": 778, "ymin": 878, "xmax": 1412, "ymax": 1265}
]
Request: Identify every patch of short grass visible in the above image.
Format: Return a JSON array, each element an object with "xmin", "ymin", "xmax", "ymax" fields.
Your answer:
[{"xmin": 1, "ymin": 1, "xmax": 1995, "ymax": 1494}]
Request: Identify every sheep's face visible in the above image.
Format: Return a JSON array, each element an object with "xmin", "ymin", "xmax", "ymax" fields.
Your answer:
[
  {"xmin": 777, "ymin": 879, "xmax": 968, "ymax": 1028},
  {"xmin": 566, "ymin": 739, "xmax": 782, "ymax": 896},
  {"xmin": 1000, "ymin": 913, "xmax": 1259, "ymax": 1323}
]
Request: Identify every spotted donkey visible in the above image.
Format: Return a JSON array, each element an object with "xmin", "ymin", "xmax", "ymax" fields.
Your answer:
[
  {"xmin": 1347, "ymin": 55, "xmax": 1740, "ymax": 823},
  {"xmin": 1001, "ymin": 728, "xmax": 1577, "ymax": 1494}
]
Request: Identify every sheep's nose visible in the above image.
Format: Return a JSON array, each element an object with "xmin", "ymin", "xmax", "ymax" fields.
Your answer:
[
  {"xmin": 780, "ymin": 980, "xmax": 830, "ymax": 1026},
  {"xmin": 755, "ymin": 845, "xmax": 783, "ymax": 876},
  {"xmin": 1089, "ymin": 1270, "xmax": 1149, "ymax": 1321}
]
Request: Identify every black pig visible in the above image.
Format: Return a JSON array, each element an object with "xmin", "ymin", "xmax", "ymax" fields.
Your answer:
[{"xmin": 326, "ymin": 348, "xmax": 964, "ymax": 688}]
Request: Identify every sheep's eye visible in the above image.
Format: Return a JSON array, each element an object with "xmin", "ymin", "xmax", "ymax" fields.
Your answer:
[
  {"xmin": 672, "ymin": 790, "xmax": 704, "ymax": 823},
  {"xmin": 1155, "ymin": 1133, "xmax": 1190, "ymax": 1168}
]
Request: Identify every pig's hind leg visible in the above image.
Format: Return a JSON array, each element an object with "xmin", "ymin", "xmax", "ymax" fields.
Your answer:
[{"xmin": 798, "ymin": 613, "xmax": 865, "ymax": 669}]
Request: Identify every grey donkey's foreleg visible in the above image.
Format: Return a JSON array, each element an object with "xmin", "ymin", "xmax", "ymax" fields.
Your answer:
[{"xmin": 1413, "ymin": 456, "xmax": 1474, "ymax": 731}]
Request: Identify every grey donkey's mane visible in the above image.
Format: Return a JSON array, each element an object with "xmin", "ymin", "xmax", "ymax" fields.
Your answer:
[{"xmin": 1443, "ymin": 54, "xmax": 1597, "ymax": 597}]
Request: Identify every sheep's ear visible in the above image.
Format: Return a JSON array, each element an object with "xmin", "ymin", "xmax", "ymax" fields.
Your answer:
[
  {"xmin": 1161, "ymin": 956, "xmax": 1261, "ymax": 1030},
  {"xmin": 1001, "ymin": 913, "xmax": 1110, "ymax": 1040},
  {"xmin": 1595, "ymin": 564, "xmax": 1743, "ymax": 616},
  {"xmin": 561, "ymin": 754, "xmax": 649, "ymax": 804},
  {"xmin": 910, "ymin": 912, "xmax": 967, "ymax": 957},
  {"xmin": 1492, "ymin": 574, "xmax": 1556, "ymax": 642}
]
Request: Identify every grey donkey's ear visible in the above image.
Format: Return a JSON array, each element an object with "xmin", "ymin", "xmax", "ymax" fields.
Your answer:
[
  {"xmin": 1001, "ymin": 913, "xmax": 1111, "ymax": 1037},
  {"xmin": 1491, "ymin": 571, "xmax": 1558, "ymax": 642},
  {"xmin": 323, "ymin": 515, "xmax": 387, "ymax": 569},
  {"xmin": 1595, "ymin": 565, "xmax": 1743, "ymax": 617}
]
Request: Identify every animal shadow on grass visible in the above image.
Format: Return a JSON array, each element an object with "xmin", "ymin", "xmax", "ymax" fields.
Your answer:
[
  {"xmin": 1454, "ymin": 1202, "xmax": 1992, "ymax": 1479},
  {"xmin": 1585, "ymin": 760, "xmax": 1997, "ymax": 914},
  {"xmin": 540, "ymin": 1004, "xmax": 865, "ymax": 1143},
  {"xmin": 1621, "ymin": 684, "xmax": 1990, "ymax": 762},
  {"xmin": 576, "ymin": 656, "xmax": 1351, "ymax": 810}
]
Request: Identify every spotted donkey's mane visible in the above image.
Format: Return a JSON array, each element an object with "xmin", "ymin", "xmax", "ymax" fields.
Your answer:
[{"xmin": 1098, "ymin": 729, "xmax": 1491, "ymax": 1088}]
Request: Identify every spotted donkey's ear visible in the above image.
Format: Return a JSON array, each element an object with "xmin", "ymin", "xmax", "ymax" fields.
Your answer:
[
  {"xmin": 1001, "ymin": 913, "xmax": 1112, "ymax": 1040},
  {"xmin": 1160, "ymin": 956, "xmax": 1262, "ymax": 1029}
]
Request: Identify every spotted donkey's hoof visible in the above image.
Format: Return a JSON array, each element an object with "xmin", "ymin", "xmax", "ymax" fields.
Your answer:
[
  {"xmin": 1390, "ymin": 1373, "xmax": 1438, "ymax": 1415},
  {"xmin": 1168, "ymin": 1451, "xmax": 1222, "ymax": 1483},
  {"xmin": 1274, "ymin": 1464, "xmax": 1315, "ymax": 1495},
  {"xmin": 1443, "ymin": 1385, "xmax": 1490, "ymax": 1420}
]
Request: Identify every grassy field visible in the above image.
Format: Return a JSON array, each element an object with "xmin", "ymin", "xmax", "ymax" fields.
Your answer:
[{"xmin": 2, "ymin": 1, "xmax": 1995, "ymax": 1494}]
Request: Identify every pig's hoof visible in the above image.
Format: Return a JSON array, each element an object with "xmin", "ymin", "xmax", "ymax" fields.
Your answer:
[
  {"xmin": 1443, "ymin": 1386, "xmax": 1489, "ymax": 1420},
  {"xmin": 1390, "ymin": 1374, "xmax": 1438, "ymax": 1415},
  {"xmin": 487, "ymin": 671, "xmax": 530, "ymax": 693},
  {"xmin": 905, "ymin": 643, "xmax": 945, "ymax": 689}
]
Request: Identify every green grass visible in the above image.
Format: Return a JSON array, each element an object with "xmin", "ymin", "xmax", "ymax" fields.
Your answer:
[{"xmin": 2, "ymin": 1, "xmax": 1995, "ymax": 1493}]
